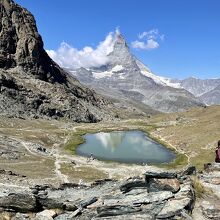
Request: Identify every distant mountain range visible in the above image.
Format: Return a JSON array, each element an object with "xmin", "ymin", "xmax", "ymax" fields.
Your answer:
[
  {"xmin": 69, "ymin": 32, "xmax": 206, "ymax": 113},
  {"xmin": 171, "ymin": 77, "xmax": 220, "ymax": 105}
]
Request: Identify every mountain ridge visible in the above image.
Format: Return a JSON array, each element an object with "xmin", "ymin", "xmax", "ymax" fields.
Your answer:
[
  {"xmin": 171, "ymin": 77, "xmax": 220, "ymax": 105},
  {"xmin": 0, "ymin": 0, "xmax": 118, "ymax": 122},
  {"xmin": 71, "ymin": 32, "xmax": 205, "ymax": 113}
]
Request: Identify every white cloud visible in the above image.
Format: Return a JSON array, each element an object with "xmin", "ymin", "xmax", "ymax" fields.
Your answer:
[
  {"xmin": 132, "ymin": 39, "xmax": 159, "ymax": 50},
  {"xmin": 132, "ymin": 28, "xmax": 164, "ymax": 50},
  {"xmin": 46, "ymin": 31, "xmax": 115, "ymax": 69},
  {"xmin": 138, "ymin": 29, "xmax": 159, "ymax": 39}
]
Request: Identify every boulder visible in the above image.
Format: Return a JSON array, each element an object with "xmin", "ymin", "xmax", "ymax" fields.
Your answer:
[{"xmin": 35, "ymin": 210, "xmax": 57, "ymax": 220}]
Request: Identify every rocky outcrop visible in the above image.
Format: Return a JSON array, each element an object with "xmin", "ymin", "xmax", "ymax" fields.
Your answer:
[
  {"xmin": 0, "ymin": 0, "xmax": 116, "ymax": 122},
  {"xmin": 0, "ymin": 170, "xmax": 196, "ymax": 219},
  {"xmin": 194, "ymin": 163, "xmax": 220, "ymax": 219}
]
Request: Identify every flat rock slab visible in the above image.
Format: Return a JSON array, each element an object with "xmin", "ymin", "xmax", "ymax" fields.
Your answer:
[
  {"xmin": 133, "ymin": 191, "xmax": 174, "ymax": 205},
  {"xmin": 97, "ymin": 205, "xmax": 142, "ymax": 217},
  {"xmin": 157, "ymin": 197, "xmax": 191, "ymax": 219}
]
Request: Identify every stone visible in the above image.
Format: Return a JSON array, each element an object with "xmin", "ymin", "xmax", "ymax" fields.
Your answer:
[
  {"xmin": 12, "ymin": 212, "xmax": 31, "ymax": 220},
  {"xmin": 148, "ymin": 178, "xmax": 180, "ymax": 193},
  {"xmin": 133, "ymin": 191, "xmax": 174, "ymax": 205},
  {"xmin": 97, "ymin": 205, "xmax": 142, "ymax": 217},
  {"xmin": 145, "ymin": 171, "xmax": 177, "ymax": 182},
  {"xmin": 157, "ymin": 197, "xmax": 192, "ymax": 219},
  {"xmin": 35, "ymin": 210, "xmax": 57, "ymax": 220},
  {"xmin": 200, "ymin": 200, "xmax": 220, "ymax": 220},
  {"xmin": 180, "ymin": 166, "xmax": 196, "ymax": 176},
  {"xmin": 93, "ymin": 213, "xmax": 153, "ymax": 219},
  {"xmin": 0, "ymin": 187, "xmax": 36, "ymax": 212},
  {"xmin": 120, "ymin": 179, "xmax": 147, "ymax": 193},
  {"xmin": 79, "ymin": 197, "xmax": 98, "ymax": 208}
]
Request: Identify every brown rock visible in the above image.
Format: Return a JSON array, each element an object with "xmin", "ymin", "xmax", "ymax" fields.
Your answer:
[{"xmin": 149, "ymin": 178, "xmax": 180, "ymax": 193}]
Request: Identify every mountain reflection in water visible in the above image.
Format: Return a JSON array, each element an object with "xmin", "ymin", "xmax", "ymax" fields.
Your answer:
[{"xmin": 76, "ymin": 130, "xmax": 176, "ymax": 164}]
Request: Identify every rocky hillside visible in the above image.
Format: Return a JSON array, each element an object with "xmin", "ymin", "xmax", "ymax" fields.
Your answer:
[
  {"xmin": 171, "ymin": 77, "xmax": 220, "ymax": 105},
  {"xmin": 199, "ymin": 84, "xmax": 220, "ymax": 105},
  {"xmin": 71, "ymin": 32, "xmax": 204, "ymax": 113},
  {"xmin": 0, "ymin": 0, "xmax": 117, "ymax": 122}
]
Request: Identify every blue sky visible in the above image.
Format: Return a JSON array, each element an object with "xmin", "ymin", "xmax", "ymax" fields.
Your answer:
[{"xmin": 15, "ymin": 0, "xmax": 220, "ymax": 79}]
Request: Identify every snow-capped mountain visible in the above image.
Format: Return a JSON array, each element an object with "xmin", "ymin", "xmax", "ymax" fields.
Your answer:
[{"xmin": 70, "ymin": 32, "xmax": 204, "ymax": 113}]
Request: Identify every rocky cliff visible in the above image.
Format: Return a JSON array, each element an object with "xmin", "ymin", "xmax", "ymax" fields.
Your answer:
[{"xmin": 0, "ymin": 0, "xmax": 115, "ymax": 122}]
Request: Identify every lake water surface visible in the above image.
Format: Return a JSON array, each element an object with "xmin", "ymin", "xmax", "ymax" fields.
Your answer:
[{"xmin": 76, "ymin": 130, "xmax": 176, "ymax": 164}]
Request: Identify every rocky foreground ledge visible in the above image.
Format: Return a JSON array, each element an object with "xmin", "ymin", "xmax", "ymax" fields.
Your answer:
[
  {"xmin": 0, "ymin": 167, "xmax": 197, "ymax": 220},
  {"xmin": 1, "ymin": 164, "xmax": 220, "ymax": 220}
]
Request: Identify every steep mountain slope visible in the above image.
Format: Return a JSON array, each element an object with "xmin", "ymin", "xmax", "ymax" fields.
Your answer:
[
  {"xmin": 72, "ymin": 33, "xmax": 204, "ymax": 113},
  {"xmin": 0, "ymin": 0, "xmax": 117, "ymax": 122},
  {"xmin": 172, "ymin": 77, "xmax": 220, "ymax": 97},
  {"xmin": 171, "ymin": 77, "xmax": 220, "ymax": 105},
  {"xmin": 199, "ymin": 84, "xmax": 220, "ymax": 105}
]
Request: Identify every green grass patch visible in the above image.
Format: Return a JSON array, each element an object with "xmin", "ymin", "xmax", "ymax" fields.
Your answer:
[
  {"xmin": 158, "ymin": 154, "xmax": 188, "ymax": 169},
  {"xmin": 64, "ymin": 130, "xmax": 87, "ymax": 154}
]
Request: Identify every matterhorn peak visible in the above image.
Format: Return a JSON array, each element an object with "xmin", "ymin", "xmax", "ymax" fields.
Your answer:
[{"xmin": 113, "ymin": 28, "xmax": 127, "ymax": 48}]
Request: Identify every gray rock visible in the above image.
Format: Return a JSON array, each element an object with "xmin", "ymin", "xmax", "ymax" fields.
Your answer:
[
  {"xmin": 200, "ymin": 200, "xmax": 220, "ymax": 220},
  {"xmin": 120, "ymin": 179, "xmax": 147, "ymax": 193},
  {"xmin": 0, "ymin": 190, "xmax": 36, "ymax": 212},
  {"xmin": 157, "ymin": 197, "xmax": 192, "ymax": 219},
  {"xmin": 145, "ymin": 171, "xmax": 177, "ymax": 182},
  {"xmin": 97, "ymin": 205, "xmax": 142, "ymax": 217},
  {"xmin": 133, "ymin": 191, "xmax": 174, "ymax": 205},
  {"xmin": 12, "ymin": 213, "xmax": 31, "ymax": 220},
  {"xmin": 79, "ymin": 197, "xmax": 98, "ymax": 208},
  {"xmin": 93, "ymin": 213, "xmax": 153, "ymax": 219},
  {"xmin": 35, "ymin": 210, "xmax": 57, "ymax": 220}
]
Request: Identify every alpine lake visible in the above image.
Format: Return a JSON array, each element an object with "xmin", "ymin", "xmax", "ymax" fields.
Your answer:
[{"xmin": 76, "ymin": 130, "xmax": 176, "ymax": 165}]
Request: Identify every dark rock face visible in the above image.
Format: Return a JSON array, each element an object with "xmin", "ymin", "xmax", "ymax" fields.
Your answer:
[{"xmin": 0, "ymin": 0, "xmax": 114, "ymax": 122}]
